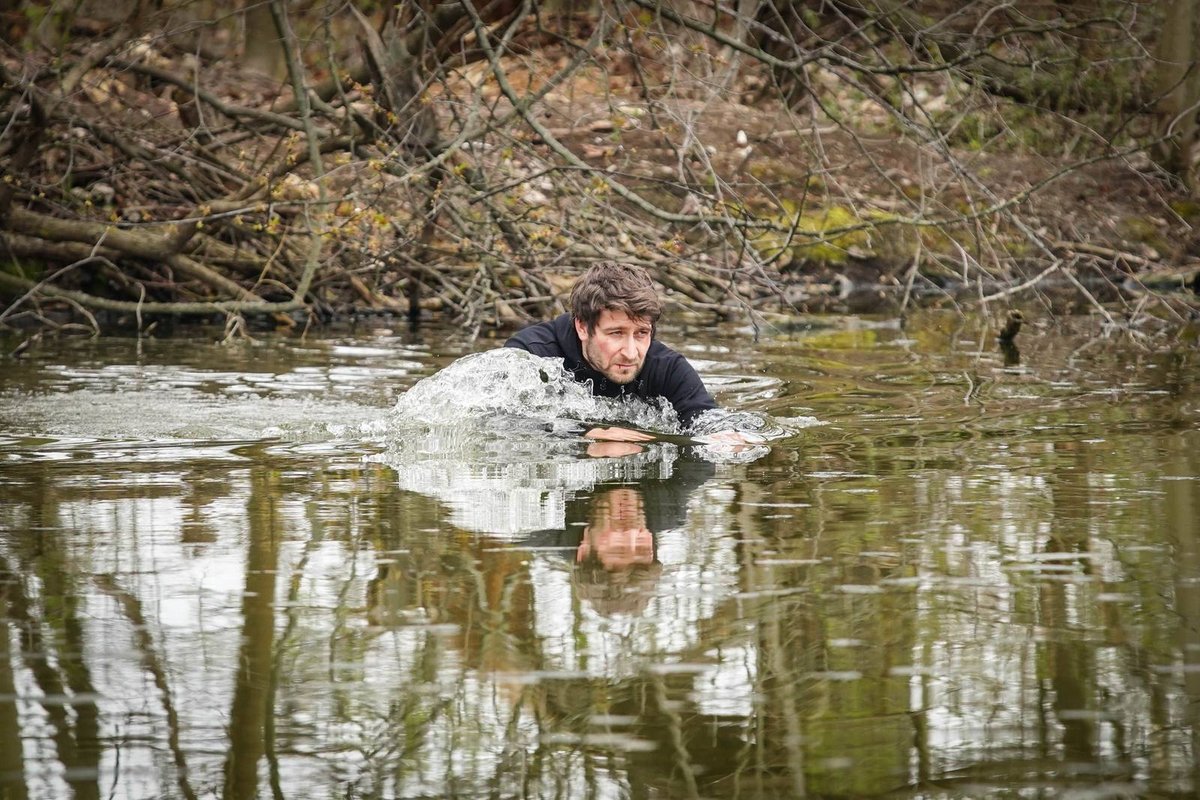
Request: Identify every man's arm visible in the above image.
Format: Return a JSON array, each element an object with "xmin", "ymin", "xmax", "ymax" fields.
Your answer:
[
  {"xmin": 657, "ymin": 350, "xmax": 718, "ymax": 427},
  {"xmin": 585, "ymin": 427, "xmax": 655, "ymax": 443},
  {"xmin": 657, "ymin": 350, "xmax": 766, "ymax": 445}
]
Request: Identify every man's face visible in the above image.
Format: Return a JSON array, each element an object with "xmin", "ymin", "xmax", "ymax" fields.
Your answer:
[
  {"xmin": 575, "ymin": 308, "xmax": 652, "ymax": 385},
  {"xmin": 578, "ymin": 526, "xmax": 655, "ymax": 571},
  {"xmin": 577, "ymin": 488, "xmax": 655, "ymax": 570}
]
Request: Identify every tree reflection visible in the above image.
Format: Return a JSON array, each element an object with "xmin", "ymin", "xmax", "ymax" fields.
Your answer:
[
  {"xmin": 92, "ymin": 574, "xmax": 199, "ymax": 800},
  {"xmin": 1042, "ymin": 441, "xmax": 1099, "ymax": 767},
  {"xmin": 222, "ymin": 467, "xmax": 280, "ymax": 800},
  {"xmin": 0, "ymin": 568, "xmax": 27, "ymax": 800},
  {"xmin": 0, "ymin": 467, "xmax": 101, "ymax": 800},
  {"xmin": 1166, "ymin": 433, "xmax": 1200, "ymax": 793}
]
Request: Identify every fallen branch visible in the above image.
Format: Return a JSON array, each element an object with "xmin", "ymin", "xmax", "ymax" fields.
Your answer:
[
  {"xmin": 8, "ymin": 208, "xmax": 266, "ymax": 302},
  {"xmin": 0, "ymin": 271, "xmax": 303, "ymax": 316},
  {"xmin": 1050, "ymin": 239, "xmax": 1159, "ymax": 270}
]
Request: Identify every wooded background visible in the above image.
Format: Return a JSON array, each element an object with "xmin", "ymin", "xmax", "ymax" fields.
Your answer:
[{"xmin": 1, "ymin": 1, "xmax": 1198, "ymax": 337}]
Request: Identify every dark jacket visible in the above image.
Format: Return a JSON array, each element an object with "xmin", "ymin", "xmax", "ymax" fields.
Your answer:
[{"xmin": 504, "ymin": 313, "xmax": 717, "ymax": 426}]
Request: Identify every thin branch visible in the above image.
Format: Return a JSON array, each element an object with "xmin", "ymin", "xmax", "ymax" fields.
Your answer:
[
  {"xmin": 976, "ymin": 259, "xmax": 1063, "ymax": 304},
  {"xmin": 0, "ymin": 241, "xmax": 111, "ymax": 325},
  {"xmin": 270, "ymin": 0, "xmax": 327, "ymax": 303},
  {"xmin": 0, "ymin": 272, "xmax": 302, "ymax": 316}
]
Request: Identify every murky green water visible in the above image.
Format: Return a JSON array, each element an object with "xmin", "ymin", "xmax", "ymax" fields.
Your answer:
[{"xmin": 1, "ymin": 311, "xmax": 1198, "ymax": 799}]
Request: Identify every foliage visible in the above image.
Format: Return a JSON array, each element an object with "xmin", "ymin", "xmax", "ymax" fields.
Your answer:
[{"xmin": 0, "ymin": 0, "xmax": 1196, "ymax": 337}]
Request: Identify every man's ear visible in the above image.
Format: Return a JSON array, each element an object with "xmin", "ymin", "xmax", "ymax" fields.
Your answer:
[{"xmin": 574, "ymin": 317, "xmax": 588, "ymax": 340}]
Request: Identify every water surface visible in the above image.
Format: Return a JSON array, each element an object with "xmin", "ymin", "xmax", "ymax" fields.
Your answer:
[{"xmin": 1, "ymin": 312, "xmax": 1198, "ymax": 799}]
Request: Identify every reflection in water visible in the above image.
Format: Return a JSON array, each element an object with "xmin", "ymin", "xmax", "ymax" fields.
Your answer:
[
  {"xmin": 1, "ymin": 473, "xmax": 102, "ymax": 800},
  {"xmin": 0, "ymin": 316, "xmax": 1199, "ymax": 798},
  {"xmin": 222, "ymin": 468, "xmax": 279, "ymax": 800},
  {"xmin": 1166, "ymin": 434, "xmax": 1200, "ymax": 796},
  {"xmin": 521, "ymin": 459, "xmax": 714, "ymax": 619},
  {"xmin": 375, "ymin": 423, "xmax": 688, "ymax": 537},
  {"xmin": 573, "ymin": 487, "xmax": 662, "ymax": 615},
  {"xmin": 999, "ymin": 338, "xmax": 1021, "ymax": 367},
  {"xmin": 358, "ymin": 447, "xmax": 731, "ymax": 797}
]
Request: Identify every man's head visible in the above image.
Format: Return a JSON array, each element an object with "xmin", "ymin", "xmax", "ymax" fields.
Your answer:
[
  {"xmin": 569, "ymin": 262, "xmax": 663, "ymax": 332},
  {"xmin": 574, "ymin": 486, "xmax": 662, "ymax": 615},
  {"xmin": 569, "ymin": 262, "xmax": 663, "ymax": 385},
  {"xmin": 576, "ymin": 487, "xmax": 655, "ymax": 570}
]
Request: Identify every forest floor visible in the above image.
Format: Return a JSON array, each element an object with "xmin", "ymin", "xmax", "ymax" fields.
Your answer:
[
  {"xmin": 510, "ymin": 62, "xmax": 1200, "ymax": 318},
  {"xmin": 433, "ymin": 25, "xmax": 1200, "ymax": 320},
  {"xmin": 3, "ymin": 22, "xmax": 1199, "ymax": 333}
]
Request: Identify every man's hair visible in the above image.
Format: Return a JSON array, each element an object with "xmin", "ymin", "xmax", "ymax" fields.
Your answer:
[
  {"xmin": 569, "ymin": 261, "xmax": 663, "ymax": 332},
  {"xmin": 573, "ymin": 554, "xmax": 663, "ymax": 617}
]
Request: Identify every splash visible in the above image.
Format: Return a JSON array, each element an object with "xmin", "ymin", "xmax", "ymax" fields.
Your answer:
[
  {"xmin": 692, "ymin": 408, "xmax": 789, "ymax": 439},
  {"xmin": 372, "ymin": 348, "xmax": 823, "ymax": 531},
  {"xmin": 388, "ymin": 348, "xmax": 822, "ymax": 439},
  {"xmin": 386, "ymin": 347, "xmax": 822, "ymax": 453},
  {"xmin": 390, "ymin": 348, "xmax": 682, "ymax": 432}
]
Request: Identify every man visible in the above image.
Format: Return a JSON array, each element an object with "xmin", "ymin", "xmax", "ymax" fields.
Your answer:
[{"xmin": 505, "ymin": 261, "xmax": 726, "ymax": 443}]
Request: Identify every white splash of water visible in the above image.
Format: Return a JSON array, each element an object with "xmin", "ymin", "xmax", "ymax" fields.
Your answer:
[
  {"xmin": 371, "ymin": 348, "xmax": 822, "ymax": 531},
  {"xmin": 389, "ymin": 348, "xmax": 682, "ymax": 432}
]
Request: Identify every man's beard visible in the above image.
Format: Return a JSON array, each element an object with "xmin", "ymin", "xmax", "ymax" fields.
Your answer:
[{"xmin": 581, "ymin": 338, "xmax": 643, "ymax": 385}]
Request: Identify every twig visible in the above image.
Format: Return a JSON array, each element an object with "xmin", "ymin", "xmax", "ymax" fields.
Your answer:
[
  {"xmin": 976, "ymin": 259, "xmax": 1063, "ymax": 304},
  {"xmin": 108, "ymin": 58, "xmax": 308, "ymax": 132},
  {"xmin": 271, "ymin": 0, "xmax": 327, "ymax": 303},
  {"xmin": 0, "ymin": 227, "xmax": 111, "ymax": 324},
  {"xmin": 1050, "ymin": 239, "xmax": 1158, "ymax": 269}
]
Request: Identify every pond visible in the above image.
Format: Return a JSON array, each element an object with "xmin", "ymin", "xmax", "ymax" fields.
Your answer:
[{"xmin": 1, "ymin": 310, "xmax": 1198, "ymax": 799}]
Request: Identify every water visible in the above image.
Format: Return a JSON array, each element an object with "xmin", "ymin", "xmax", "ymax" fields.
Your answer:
[{"xmin": 0, "ymin": 311, "xmax": 1198, "ymax": 799}]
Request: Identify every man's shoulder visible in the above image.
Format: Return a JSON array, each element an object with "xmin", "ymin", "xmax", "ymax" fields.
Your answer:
[
  {"xmin": 635, "ymin": 339, "xmax": 702, "ymax": 394},
  {"xmin": 505, "ymin": 313, "xmax": 574, "ymax": 355},
  {"xmin": 642, "ymin": 337, "xmax": 717, "ymax": 424},
  {"xmin": 644, "ymin": 338, "xmax": 691, "ymax": 370}
]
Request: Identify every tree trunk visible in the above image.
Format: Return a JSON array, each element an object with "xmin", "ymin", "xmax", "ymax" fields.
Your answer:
[
  {"xmin": 1154, "ymin": 0, "xmax": 1200, "ymax": 193},
  {"xmin": 242, "ymin": 0, "xmax": 285, "ymax": 79}
]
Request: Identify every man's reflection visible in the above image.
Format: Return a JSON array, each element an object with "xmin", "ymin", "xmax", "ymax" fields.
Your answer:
[
  {"xmin": 529, "ymin": 457, "xmax": 715, "ymax": 616},
  {"xmin": 574, "ymin": 485, "xmax": 663, "ymax": 615}
]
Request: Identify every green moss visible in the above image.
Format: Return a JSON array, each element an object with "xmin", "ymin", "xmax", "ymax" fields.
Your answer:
[
  {"xmin": 749, "ymin": 204, "xmax": 870, "ymax": 266},
  {"xmin": 2, "ymin": 259, "xmax": 42, "ymax": 279},
  {"xmin": 746, "ymin": 162, "xmax": 773, "ymax": 180},
  {"xmin": 798, "ymin": 209, "xmax": 859, "ymax": 263},
  {"xmin": 1118, "ymin": 216, "xmax": 1170, "ymax": 256},
  {"xmin": 1169, "ymin": 199, "xmax": 1200, "ymax": 224}
]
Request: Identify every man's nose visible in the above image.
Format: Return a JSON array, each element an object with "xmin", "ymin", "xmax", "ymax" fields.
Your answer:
[{"xmin": 619, "ymin": 335, "xmax": 638, "ymax": 358}]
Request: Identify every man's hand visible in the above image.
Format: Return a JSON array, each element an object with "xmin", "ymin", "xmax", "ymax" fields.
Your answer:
[
  {"xmin": 585, "ymin": 427, "xmax": 655, "ymax": 443},
  {"xmin": 693, "ymin": 430, "xmax": 765, "ymax": 445},
  {"xmin": 587, "ymin": 441, "xmax": 645, "ymax": 458}
]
